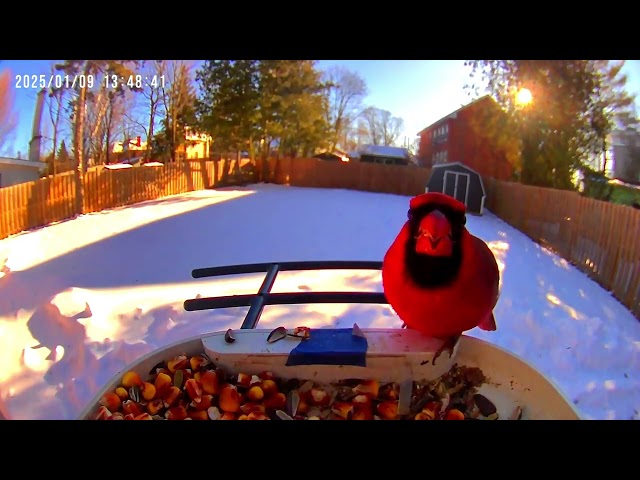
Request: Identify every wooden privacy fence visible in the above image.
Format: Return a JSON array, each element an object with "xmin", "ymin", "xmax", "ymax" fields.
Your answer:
[
  {"xmin": 1, "ymin": 155, "xmax": 639, "ymax": 319},
  {"xmin": 264, "ymin": 157, "xmax": 432, "ymax": 196},
  {"xmin": 262, "ymin": 158, "xmax": 640, "ymax": 319},
  {"xmin": 0, "ymin": 159, "xmax": 234, "ymax": 240},
  {"xmin": 484, "ymin": 177, "xmax": 640, "ymax": 318}
]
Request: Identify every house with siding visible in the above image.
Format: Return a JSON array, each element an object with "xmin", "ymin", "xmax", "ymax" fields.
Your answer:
[
  {"xmin": 0, "ymin": 157, "xmax": 46, "ymax": 188},
  {"xmin": 354, "ymin": 144, "xmax": 414, "ymax": 166},
  {"xmin": 416, "ymin": 95, "xmax": 516, "ymax": 181}
]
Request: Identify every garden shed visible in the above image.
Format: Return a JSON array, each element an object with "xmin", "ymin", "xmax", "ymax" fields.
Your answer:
[{"xmin": 425, "ymin": 162, "xmax": 486, "ymax": 215}]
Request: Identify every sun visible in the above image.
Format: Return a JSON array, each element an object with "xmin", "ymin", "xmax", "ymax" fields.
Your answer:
[{"xmin": 515, "ymin": 88, "xmax": 533, "ymax": 106}]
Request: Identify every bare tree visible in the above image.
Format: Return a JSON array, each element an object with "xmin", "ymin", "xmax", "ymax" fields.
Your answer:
[
  {"xmin": 0, "ymin": 69, "xmax": 19, "ymax": 155},
  {"xmin": 122, "ymin": 73, "xmax": 164, "ymax": 161},
  {"xmin": 360, "ymin": 107, "xmax": 383, "ymax": 145},
  {"xmin": 73, "ymin": 62, "xmax": 89, "ymax": 212},
  {"xmin": 359, "ymin": 106, "xmax": 404, "ymax": 146},
  {"xmin": 406, "ymin": 137, "xmax": 420, "ymax": 156},
  {"xmin": 103, "ymin": 91, "xmax": 130, "ymax": 164},
  {"xmin": 114, "ymin": 91, "xmax": 144, "ymax": 161},
  {"xmin": 322, "ymin": 66, "xmax": 367, "ymax": 151},
  {"xmin": 141, "ymin": 61, "xmax": 164, "ymax": 159},
  {"xmin": 85, "ymin": 84, "xmax": 112, "ymax": 166},
  {"xmin": 46, "ymin": 82, "xmax": 68, "ymax": 175},
  {"xmin": 56, "ymin": 60, "xmax": 137, "ymax": 213},
  {"xmin": 157, "ymin": 60, "xmax": 196, "ymax": 162},
  {"xmin": 379, "ymin": 110, "xmax": 404, "ymax": 146}
]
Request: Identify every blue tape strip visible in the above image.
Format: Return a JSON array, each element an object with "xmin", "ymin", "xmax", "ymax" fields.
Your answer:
[{"xmin": 285, "ymin": 328, "xmax": 368, "ymax": 367}]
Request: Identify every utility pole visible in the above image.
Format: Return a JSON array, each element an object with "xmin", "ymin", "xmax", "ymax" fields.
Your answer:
[{"xmin": 28, "ymin": 89, "xmax": 46, "ymax": 163}]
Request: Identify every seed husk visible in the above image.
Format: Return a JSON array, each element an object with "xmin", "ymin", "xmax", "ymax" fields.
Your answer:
[
  {"xmin": 473, "ymin": 393, "xmax": 497, "ymax": 416},
  {"xmin": 224, "ymin": 329, "xmax": 236, "ymax": 343},
  {"xmin": 267, "ymin": 326, "xmax": 287, "ymax": 343}
]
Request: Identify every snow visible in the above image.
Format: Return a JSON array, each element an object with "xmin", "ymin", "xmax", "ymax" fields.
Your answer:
[
  {"xmin": 358, "ymin": 144, "xmax": 411, "ymax": 159},
  {"xmin": 1, "ymin": 183, "xmax": 639, "ymax": 420},
  {"xmin": 104, "ymin": 164, "xmax": 132, "ymax": 170}
]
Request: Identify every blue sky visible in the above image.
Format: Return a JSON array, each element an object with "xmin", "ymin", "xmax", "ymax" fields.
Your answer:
[{"xmin": 2, "ymin": 60, "xmax": 640, "ymax": 157}]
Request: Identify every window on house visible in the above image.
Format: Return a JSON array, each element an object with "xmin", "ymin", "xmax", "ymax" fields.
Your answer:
[{"xmin": 443, "ymin": 150, "xmax": 448, "ymax": 163}]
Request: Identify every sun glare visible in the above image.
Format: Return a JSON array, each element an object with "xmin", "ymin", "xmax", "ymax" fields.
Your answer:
[{"xmin": 515, "ymin": 88, "xmax": 533, "ymax": 106}]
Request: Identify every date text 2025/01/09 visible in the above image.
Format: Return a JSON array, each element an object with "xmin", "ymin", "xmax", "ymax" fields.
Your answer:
[{"xmin": 15, "ymin": 74, "xmax": 97, "ymax": 90}]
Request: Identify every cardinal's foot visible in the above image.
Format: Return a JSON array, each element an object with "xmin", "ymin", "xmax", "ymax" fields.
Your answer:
[
  {"xmin": 432, "ymin": 335, "xmax": 461, "ymax": 366},
  {"xmin": 401, "ymin": 323, "xmax": 407, "ymax": 329}
]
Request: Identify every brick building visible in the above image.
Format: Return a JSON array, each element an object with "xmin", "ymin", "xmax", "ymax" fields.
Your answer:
[{"xmin": 416, "ymin": 95, "xmax": 516, "ymax": 181}]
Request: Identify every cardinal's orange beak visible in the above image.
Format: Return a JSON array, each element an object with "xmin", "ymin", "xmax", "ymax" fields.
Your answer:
[{"xmin": 414, "ymin": 210, "xmax": 453, "ymax": 257}]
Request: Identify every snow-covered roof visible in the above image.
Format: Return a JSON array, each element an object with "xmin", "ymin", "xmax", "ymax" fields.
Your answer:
[
  {"xmin": 358, "ymin": 144, "xmax": 411, "ymax": 159},
  {"xmin": 0, "ymin": 157, "xmax": 46, "ymax": 169},
  {"xmin": 104, "ymin": 163, "xmax": 133, "ymax": 170}
]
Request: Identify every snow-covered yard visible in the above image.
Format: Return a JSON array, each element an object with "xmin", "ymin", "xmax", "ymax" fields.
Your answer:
[{"xmin": 1, "ymin": 183, "xmax": 639, "ymax": 420}]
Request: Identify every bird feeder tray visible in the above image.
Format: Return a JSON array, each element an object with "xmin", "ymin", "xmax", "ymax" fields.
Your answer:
[{"xmin": 78, "ymin": 261, "xmax": 582, "ymax": 420}]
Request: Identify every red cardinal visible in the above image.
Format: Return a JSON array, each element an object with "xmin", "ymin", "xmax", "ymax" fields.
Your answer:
[{"xmin": 382, "ymin": 192, "xmax": 500, "ymax": 364}]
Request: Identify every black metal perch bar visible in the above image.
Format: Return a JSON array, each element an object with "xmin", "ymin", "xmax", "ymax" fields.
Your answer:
[{"xmin": 184, "ymin": 261, "xmax": 388, "ymax": 329}]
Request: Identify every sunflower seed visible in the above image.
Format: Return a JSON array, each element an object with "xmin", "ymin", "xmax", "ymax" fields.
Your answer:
[
  {"xmin": 173, "ymin": 369, "xmax": 184, "ymax": 389},
  {"xmin": 276, "ymin": 410, "xmax": 293, "ymax": 420},
  {"xmin": 473, "ymin": 393, "xmax": 497, "ymax": 416},
  {"xmin": 287, "ymin": 389, "xmax": 300, "ymax": 416},
  {"xmin": 298, "ymin": 380, "xmax": 314, "ymax": 393},
  {"xmin": 267, "ymin": 326, "xmax": 287, "ymax": 343},
  {"xmin": 224, "ymin": 329, "xmax": 236, "ymax": 343}
]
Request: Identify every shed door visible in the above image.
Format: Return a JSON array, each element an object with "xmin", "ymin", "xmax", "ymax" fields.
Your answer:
[
  {"xmin": 442, "ymin": 171, "xmax": 471, "ymax": 207},
  {"xmin": 443, "ymin": 171, "xmax": 456, "ymax": 197}
]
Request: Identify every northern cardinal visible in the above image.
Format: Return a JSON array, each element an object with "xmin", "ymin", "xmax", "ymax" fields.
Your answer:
[{"xmin": 382, "ymin": 192, "xmax": 500, "ymax": 364}]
